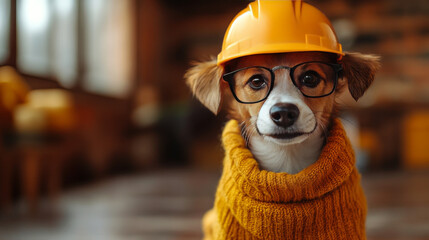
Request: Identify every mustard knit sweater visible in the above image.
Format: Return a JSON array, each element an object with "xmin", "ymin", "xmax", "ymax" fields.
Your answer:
[{"xmin": 203, "ymin": 119, "xmax": 367, "ymax": 240}]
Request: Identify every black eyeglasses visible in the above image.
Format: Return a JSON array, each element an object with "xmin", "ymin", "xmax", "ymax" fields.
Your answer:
[{"xmin": 222, "ymin": 61, "xmax": 343, "ymax": 104}]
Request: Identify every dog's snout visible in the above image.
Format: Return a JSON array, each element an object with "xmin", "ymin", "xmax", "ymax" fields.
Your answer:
[{"xmin": 270, "ymin": 103, "xmax": 300, "ymax": 128}]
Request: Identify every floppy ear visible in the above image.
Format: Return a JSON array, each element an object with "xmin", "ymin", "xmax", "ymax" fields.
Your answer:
[
  {"xmin": 185, "ymin": 59, "xmax": 223, "ymax": 114},
  {"xmin": 341, "ymin": 52, "xmax": 381, "ymax": 101}
]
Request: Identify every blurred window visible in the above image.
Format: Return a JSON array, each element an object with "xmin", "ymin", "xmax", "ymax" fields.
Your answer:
[
  {"xmin": 14, "ymin": 0, "xmax": 134, "ymax": 97},
  {"xmin": 52, "ymin": 0, "xmax": 78, "ymax": 88},
  {"xmin": 83, "ymin": 0, "xmax": 134, "ymax": 97},
  {"xmin": 17, "ymin": 0, "xmax": 51, "ymax": 76},
  {"xmin": 0, "ymin": 0, "xmax": 10, "ymax": 63}
]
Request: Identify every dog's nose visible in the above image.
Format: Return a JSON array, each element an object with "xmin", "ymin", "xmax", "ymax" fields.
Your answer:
[{"xmin": 270, "ymin": 103, "xmax": 300, "ymax": 128}]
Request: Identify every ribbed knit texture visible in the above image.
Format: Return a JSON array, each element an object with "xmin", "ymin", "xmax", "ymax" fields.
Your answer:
[{"xmin": 203, "ymin": 119, "xmax": 367, "ymax": 240}]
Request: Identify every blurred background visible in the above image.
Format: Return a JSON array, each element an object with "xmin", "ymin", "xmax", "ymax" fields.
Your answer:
[{"xmin": 0, "ymin": 0, "xmax": 428, "ymax": 239}]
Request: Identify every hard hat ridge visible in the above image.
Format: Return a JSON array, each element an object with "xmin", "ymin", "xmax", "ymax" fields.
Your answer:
[{"xmin": 292, "ymin": 0, "xmax": 303, "ymax": 20}]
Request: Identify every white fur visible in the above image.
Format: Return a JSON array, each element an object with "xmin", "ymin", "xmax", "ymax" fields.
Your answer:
[
  {"xmin": 249, "ymin": 125, "xmax": 324, "ymax": 174},
  {"xmin": 248, "ymin": 69, "xmax": 324, "ymax": 174}
]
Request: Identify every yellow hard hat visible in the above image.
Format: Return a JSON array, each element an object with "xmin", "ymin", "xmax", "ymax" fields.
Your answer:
[{"xmin": 217, "ymin": 0, "xmax": 344, "ymax": 65}]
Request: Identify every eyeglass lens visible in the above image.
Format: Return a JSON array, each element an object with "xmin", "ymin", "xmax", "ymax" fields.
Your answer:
[
  {"xmin": 292, "ymin": 62, "xmax": 336, "ymax": 98},
  {"xmin": 229, "ymin": 67, "xmax": 272, "ymax": 103}
]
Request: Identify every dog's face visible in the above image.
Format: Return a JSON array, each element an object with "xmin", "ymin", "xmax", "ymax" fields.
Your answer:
[
  {"xmin": 186, "ymin": 51, "xmax": 380, "ymax": 146},
  {"xmin": 223, "ymin": 52, "xmax": 340, "ymax": 146}
]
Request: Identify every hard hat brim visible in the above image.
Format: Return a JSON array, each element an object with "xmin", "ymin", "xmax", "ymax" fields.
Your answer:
[{"xmin": 217, "ymin": 43, "xmax": 344, "ymax": 66}]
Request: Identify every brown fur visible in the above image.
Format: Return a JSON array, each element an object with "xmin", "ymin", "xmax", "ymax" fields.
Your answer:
[
  {"xmin": 185, "ymin": 58, "xmax": 224, "ymax": 114},
  {"xmin": 341, "ymin": 52, "xmax": 381, "ymax": 101}
]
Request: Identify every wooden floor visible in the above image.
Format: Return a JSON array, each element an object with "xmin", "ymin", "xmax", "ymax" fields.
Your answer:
[{"xmin": 0, "ymin": 169, "xmax": 428, "ymax": 240}]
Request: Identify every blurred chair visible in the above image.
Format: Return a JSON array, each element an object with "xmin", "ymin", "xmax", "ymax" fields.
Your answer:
[
  {"xmin": 13, "ymin": 89, "xmax": 75, "ymax": 214},
  {"xmin": 130, "ymin": 86, "xmax": 161, "ymax": 169},
  {"xmin": 0, "ymin": 65, "xmax": 76, "ymax": 214},
  {"xmin": 0, "ymin": 66, "xmax": 29, "ymax": 211}
]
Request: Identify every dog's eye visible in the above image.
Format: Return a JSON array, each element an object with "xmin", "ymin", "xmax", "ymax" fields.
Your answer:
[
  {"xmin": 300, "ymin": 71, "xmax": 321, "ymax": 88},
  {"xmin": 247, "ymin": 75, "xmax": 267, "ymax": 90}
]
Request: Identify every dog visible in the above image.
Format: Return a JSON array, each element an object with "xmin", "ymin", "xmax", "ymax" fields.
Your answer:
[
  {"xmin": 185, "ymin": 1, "xmax": 380, "ymax": 239},
  {"xmin": 186, "ymin": 51, "xmax": 379, "ymax": 174}
]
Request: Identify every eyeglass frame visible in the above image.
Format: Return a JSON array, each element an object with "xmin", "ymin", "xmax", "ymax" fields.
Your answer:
[{"xmin": 222, "ymin": 61, "xmax": 343, "ymax": 104}]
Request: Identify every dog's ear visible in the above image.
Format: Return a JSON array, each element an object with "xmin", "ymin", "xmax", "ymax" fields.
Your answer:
[
  {"xmin": 185, "ymin": 59, "xmax": 223, "ymax": 115},
  {"xmin": 341, "ymin": 52, "xmax": 381, "ymax": 101}
]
